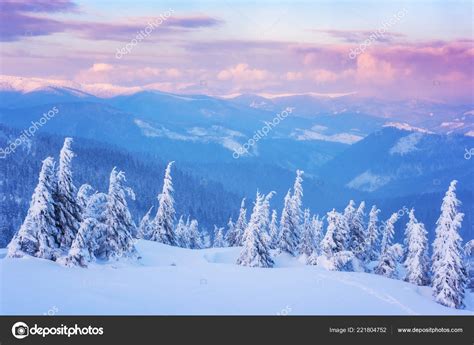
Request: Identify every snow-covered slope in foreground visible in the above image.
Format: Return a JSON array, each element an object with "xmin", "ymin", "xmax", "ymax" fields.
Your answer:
[{"xmin": 1, "ymin": 241, "xmax": 473, "ymax": 315}]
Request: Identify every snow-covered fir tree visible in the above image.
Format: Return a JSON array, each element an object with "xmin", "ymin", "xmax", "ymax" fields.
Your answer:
[
  {"xmin": 103, "ymin": 168, "xmax": 138, "ymax": 260},
  {"xmin": 306, "ymin": 215, "xmax": 324, "ymax": 265},
  {"xmin": 60, "ymin": 188, "xmax": 109, "ymax": 267},
  {"xmin": 60, "ymin": 219, "xmax": 96, "ymax": 267},
  {"xmin": 187, "ymin": 219, "xmax": 202, "ymax": 249},
  {"xmin": 374, "ymin": 243, "xmax": 403, "ymax": 278},
  {"xmin": 432, "ymin": 180, "xmax": 466, "ymax": 309},
  {"xmin": 175, "ymin": 216, "xmax": 188, "ymax": 247},
  {"xmin": 79, "ymin": 192, "xmax": 108, "ymax": 260},
  {"xmin": 76, "ymin": 184, "xmax": 95, "ymax": 211},
  {"xmin": 366, "ymin": 205, "xmax": 381, "ymax": 262},
  {"xmin": 312, "ymin": 215, "xmax": 324, "ymax": 251},
  {"xmin": 137, "ymin": 207, "xmax": 154, "ymax": 240},
  {"xmin": 344, "ymin": 200, "xmax": 356, "ymax": 223},
  {"xmin": 464, "ymin": 240, "xmax": 474, "ymax": 291},
  {"xmin": 259, "ymin": 191, "xmax": 275, "ymax": 248},
  {"xmin": 54, "ymin": 138, "xmax": 81, "ymax": 251},
  {"xmin": 225, "ymin": 217, "xmax": 236, "ymax": 246},
  {"xmin": 268, "ymin": 209, "xmax": 279, "ymax": 249},
  {"xmin": 277, "ymin": 190, "xmax": 299, "ymax": 255},
  {"xmin": 213, "ymin": 226, "xmax": 227, "ymax": 247},
  {"xmin": 7, "ymin": 157, "xmax": 60, "ymax": 260},
  {"xmin": 150, "ymin": 162, "xmax": 178, "ymax": 246},
  {"xmin": 403, "ymin": 208, "xmax": 430, "ymax": 286},
  {"xmin": 232, "ymin": 198, "xmax": 247, "ymax": 246},
  {"xmin": 178, "ymin": 216, "xmax": 193, "ymax": 248},
  {"xmin": 299, "ymin": 209, "xmax": 316, "ymax": 257},
  {"xmin": 321, "ymin": 209, "xmax": 348, "ymax": 257},
  {"xmin": 291, "ymin": 170, "xmax": 304, "ymax": 235},
  {"xmin": 380, "ymin": 213, "xmax": 399, "ymax": 256},
  {"xmin": 349, "ymin": 201, "xmax": 367, "ymax": 261},
  {"xmin": 236, "ymin": 192, "xmax": 274, "ymax": 268},
  {"xmin": 201, "ymin": 231, "xmax": 211, "ymax": 249}
]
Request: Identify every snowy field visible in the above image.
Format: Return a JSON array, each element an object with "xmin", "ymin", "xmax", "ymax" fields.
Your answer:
[{"xmin": 0, "ymin": 241, "xmax": 472, "ymax": 315}]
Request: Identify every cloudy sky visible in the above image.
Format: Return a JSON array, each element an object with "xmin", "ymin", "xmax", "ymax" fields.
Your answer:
[{"xmin": 1, "ymin": 0, "xmax": 472, "ymax": 102}]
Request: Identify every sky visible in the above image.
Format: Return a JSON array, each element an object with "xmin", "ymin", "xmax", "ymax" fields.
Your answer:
[{"xmin": 0, "ymin": 0, "xmax": 472, "ymax": 102}]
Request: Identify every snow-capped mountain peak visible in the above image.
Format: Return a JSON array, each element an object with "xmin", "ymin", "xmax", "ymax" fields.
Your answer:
[{"xmin": 382, "ymin": 122, "xmax": 433, "ymax": 134}]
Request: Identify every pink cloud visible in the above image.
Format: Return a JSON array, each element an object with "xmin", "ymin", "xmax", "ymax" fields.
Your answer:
[
  {"xmin": 75, "ymin": 63, "xmax": 185, "ymax": 84},
  {"xmin": 217, "ymin": 64, "xmax": 270, "ymax": 82}
]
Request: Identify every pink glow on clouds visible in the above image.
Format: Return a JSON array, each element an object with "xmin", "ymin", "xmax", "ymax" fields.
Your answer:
[{"xmin": 0, "ymin": 0, "xmax": 472, "ymax": 103}]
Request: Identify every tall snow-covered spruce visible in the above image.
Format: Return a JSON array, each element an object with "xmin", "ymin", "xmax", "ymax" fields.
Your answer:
[
  {"xmin": 277, "ymin": 190, "xmax": 299, "ymax": 255},
  {"xmin": 54, "ymin": 138, "xmax": 82, "ymax": 251},
  {"xmin": 237, "ymin": 192, "xmax": 274, "ymax": 268},
  {"xmin": 227, "ymin": 198, "xmax": 247, "ymax": 247},
  {"xmin": 291, "ymin": 170, "xmax": 304, "ymax": 235},
  {"xmin": 380, "ymin": 213, "xmax": 399, "ymax": 256},
  {"xmin": 150, "ymin": 162, "xmax": 178, "ymax": 246},
  {"xmin": 213, "ymin": 226, "xmax": 227, "ymax": 247},
  {"xmin": 307, "ymin": 215, "xmax": 324, "ymax": 265},
  {"xmin": 348, "ymin": 201, "xmax": 367, "ymax": 261},
  {"xmin": 268, "ymin": 209, "xmax": 279, "ymax": 249},
  {"xmin": 366, "ymin": 205, "xmax": 381, "ymax": 261},
  {"xmin": 103, "ymin": 168, "xmax": 138, "ymax": 260},
  {"xmin": 431, "ymin": 180, "xmax": 466, "ymax": 309},
  {"xmin": 299, "ymin": 209, "xmax": 316, "ymax": 257},
  {"xmin": 187, "ymin": 219, "xmax": 202, "ymax": 249},
  {"xmin": 225, "ymin": 217, "xmax": 236, "ymax": 246},
  {"xmin": 403, "ymin": 208, "xmax": 430, "ymax": 286},
  {"xmin": 7, "ymin": 157, "xmax": 59, "ymax": 259},
  {"xmin": 375, "ymin": 212, "xmax": 401, "ymax": 278},
  {"xmin": 259, "ymin": 191, "xmax": 275, "ymax": 249}
]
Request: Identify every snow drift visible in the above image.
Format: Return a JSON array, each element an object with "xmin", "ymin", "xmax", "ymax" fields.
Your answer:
[{"xmin": 1, "ymin": 241, "xmax": 472, "ymax": 315}]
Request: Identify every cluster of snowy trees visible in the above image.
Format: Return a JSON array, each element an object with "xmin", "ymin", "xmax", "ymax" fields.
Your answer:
[
  {"xmin": 6, "ymin": 138, "xmax": 471, "ymax": 309},
  {"xmin": 7, "ymin": 138, "xmax": 206, "ymax": 267},
  {"xmin": 218, "ymin": 171, "xmax": 471, "ymax": 310}
]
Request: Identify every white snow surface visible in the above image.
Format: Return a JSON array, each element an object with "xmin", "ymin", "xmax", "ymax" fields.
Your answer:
[
  {"xmin": 346, "ymin": 171, "xmax": 392, "ymax": 192},
  {"xmin": 383, "ymin": 122, "xmax": 433, "ymax": 134},
  {"xmin": 389, "ymin": 132, "xmax": 424, "ymax": 156},
  {"xmin": 0, "ymin": 242, "xmax": 472, "ymax": 315}
]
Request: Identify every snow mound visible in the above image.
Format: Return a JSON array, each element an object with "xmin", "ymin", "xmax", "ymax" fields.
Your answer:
[{"xmin": 1, "ymin": 241, "xmax": 472, "ymax": 315}]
